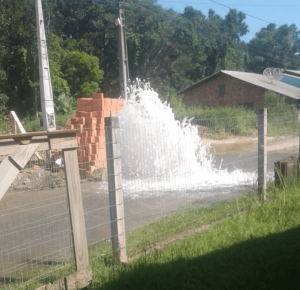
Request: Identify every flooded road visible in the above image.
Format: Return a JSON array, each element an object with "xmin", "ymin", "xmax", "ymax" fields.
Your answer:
[{"xmin": 1, "ymin": 136, "xmax": 298, "ymax": 280}]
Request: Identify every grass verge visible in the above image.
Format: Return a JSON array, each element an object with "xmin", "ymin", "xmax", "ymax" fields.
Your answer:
[
  {"xmin": 3, "ymin": 181, "xmax": 300, "ymax": 289},
  {"xmin": 88, "ymin": 182, "xmax": 300, "ymax": 290}
]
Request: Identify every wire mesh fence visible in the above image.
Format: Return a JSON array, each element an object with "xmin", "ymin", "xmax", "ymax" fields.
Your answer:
[
  {"xmin": 1, "ymin": 109, "xmax": 299, "ymax": 289},
  {"xmin": 100, "ymin": 110, "xmax": 299, "ymax": 260},
  {"xmin": 0, "ymin": 151, "xmax": 75, "ymax": 290}
]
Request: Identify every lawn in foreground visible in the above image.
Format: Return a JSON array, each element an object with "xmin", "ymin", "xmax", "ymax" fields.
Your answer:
[{"xmin": 90, "ymin": 183, "xmax": 300, "ymax": 290}]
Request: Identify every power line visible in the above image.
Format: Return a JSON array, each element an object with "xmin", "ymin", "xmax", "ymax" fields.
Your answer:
[
  {"xmin": 160, "ymin": 1, "xmax": 300, "ymax": 6},
  {"xmin": 207, "ymin": 0, "xmax": 274, "ymax": 25}
]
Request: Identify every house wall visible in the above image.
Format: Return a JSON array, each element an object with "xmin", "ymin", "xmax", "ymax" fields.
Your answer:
[{"xmin": 181, "ymin": 75, "xmax": 267, "ymax": 108}]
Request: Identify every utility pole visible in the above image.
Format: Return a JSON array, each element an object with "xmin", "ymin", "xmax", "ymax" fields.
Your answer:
[
  {"xmin": 35, "ymin": 0, "xmax": 56, "ymax": 131},
  {"xmin": 115, "ymin": 2, "xmax": 129, "ymax": 100}
]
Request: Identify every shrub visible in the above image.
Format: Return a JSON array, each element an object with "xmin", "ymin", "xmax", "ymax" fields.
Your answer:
[
  {"xmin": 263, "ymin": 91, "xmax": 298, "ymax": 136},
  {"xmin": 0, "ymin": 93, "xmax": 10, "ymax": 134},
  {"xmin": 165, "ymin": 88, "xmax": 256, "ymax": 136}
]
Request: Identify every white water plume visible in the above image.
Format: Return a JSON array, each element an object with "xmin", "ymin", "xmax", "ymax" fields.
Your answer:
[{"xmin": 118, "ymin": 80, "xmax": 256, "ymax": 195}]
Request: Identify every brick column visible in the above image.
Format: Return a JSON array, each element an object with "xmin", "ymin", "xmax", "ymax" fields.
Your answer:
[{"xmin": 66, "ymin": 93, "xmax": 124, "ymax": 175}]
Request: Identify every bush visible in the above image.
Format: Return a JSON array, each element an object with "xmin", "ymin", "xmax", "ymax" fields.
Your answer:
[
  {"xmin": 165, "ymin": 88, "xmax": 256, "ymax": 136},
  {"xmin": 54, "ymin": 95, "xmax": 76, "ymax": 115},
  {"xmin": 264, "ymin": 92, "xmax": 298, "ymax": 136},
  {"xmin": 22, "ymin": 114, "xmax": 72, "ymax": 132},
  {"xmin": 264, "ymin": 91, "xmax": 298, "ymax": 118},
  {"xmin": 0, "ymin": 93, "xmax": 10, "ymax": 134}
]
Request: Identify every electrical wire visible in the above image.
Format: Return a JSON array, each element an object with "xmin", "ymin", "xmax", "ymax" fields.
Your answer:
[{"xmin": 207, "ymin": 0, "xmax": 276, "ymax": 25}]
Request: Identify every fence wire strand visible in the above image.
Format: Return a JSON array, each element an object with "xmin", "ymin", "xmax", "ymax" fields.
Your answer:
[{"xmin": 1, "ymin": 111, "xmax": 299, "ymax": 289}]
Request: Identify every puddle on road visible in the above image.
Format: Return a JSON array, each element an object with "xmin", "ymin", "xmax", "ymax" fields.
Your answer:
[{"xmin": 210, "ymin": 142, "xmax": 257, "ymax": 155}]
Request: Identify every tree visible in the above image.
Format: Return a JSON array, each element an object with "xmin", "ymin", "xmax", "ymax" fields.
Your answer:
[
  {"xmin": 223, "ymin": 47, "xmax": 244, "ymax": 71},
  {"xmin": 46, "ymin": 31, "xmax": 70, "ymax": 98},
  {"xmin": 61, "ymin": 51, "xmax": 104, "ymax": 98},
  {"xmin": 0, "ymin": 0, "xmax": 36, "ymax": 116},
  {"xmin": 247, "ymin": 24, "xmax": 300, "ymax": 73}
]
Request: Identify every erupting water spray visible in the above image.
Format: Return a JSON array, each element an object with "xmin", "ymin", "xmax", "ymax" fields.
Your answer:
[{"xmin": 116, "ymin": 80, "xmax": 256, "ymax": 195}]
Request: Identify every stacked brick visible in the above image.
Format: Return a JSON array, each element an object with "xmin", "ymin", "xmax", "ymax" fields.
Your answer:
[{"xmin": 66, "ymin": 93, "xmax": 124, "ymax": 175}]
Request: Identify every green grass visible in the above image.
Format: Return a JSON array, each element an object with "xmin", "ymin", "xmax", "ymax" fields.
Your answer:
[
  {"xmin": 0, "ymin": 117, "xmax": 10, "ymax": 134},
  {"xmin": 88, "ymin": 181, "xmax": 300, "ymax": 290},
  {"xmin": 20, "ymin": 113, "xmax": 72, "ymax": 132},
  {"xmin": 3, "ymin": 180, "xmax": 300, "ymax": 290},
  {"xmin": 0, "ymin": 262, "xmax": 75, "ymax": 290},
  {"xmin": 267, "ymin": 118, "xmax": 299, "ymax": 137},
  {"xmin": 165, "ymin": 89, "xmax": 299, "ymax": 139}
]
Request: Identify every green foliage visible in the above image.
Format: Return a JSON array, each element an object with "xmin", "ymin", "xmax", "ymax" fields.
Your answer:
[
  {"xmin": 223, "ymin": 47, "xmax": 244, "ymax": 71},
  {"xmin": 61, "ymin": 51, "xmax": 103, "ymax": 98},
  {"xmin": 264, "ymin": 91, "xmax": 299, "ymax": 136},
  {"xmin": 46, "ymin": 32, "xmax": 70, "ymax": 98},
  {"xmin": 0, "ymin": 93, "xmax": 10, "ymax": 133},
  {"xmin": 47, "ymin": 31, "xmax": 103, "ymax": 99},
  {"xmin": 0, "ymin": 0, "xmax": 299, "ymax": 115},
  {"xmin": 0, "ymin": 0, "xmax": 36, "ymax": 115},
  {"xmin": 88, "ymin": 181, "xmax": 300, "ymax": 290},
  {"xmin": 55, "ymin": 113, "xmax": 71, "ymax": 127},
  {"xmin": 54, "ymin": 95, "xmax": 76, "ymax": 115},
  {"xmin": 264, "ymin": 91, "xmax": 298, "ymax": 116},
  {"xmin": 22, "ymin": 113, "xmax": 71, "ymax": 132},
  {"xmin": 77, "ymin": 82, "xmax": 100, "ymax": 99},
  {"xmin": 165, "ymin": 87, "xmax": 256, "ymax": 137},
  {"xmin": 0, "ymin": 93, "xmax": 8, "ymax": 115},
  {"xmin": 22, "ymin": 117, "xmax": 41, "ymax": 132},
  {"xmin": 248, "ymin": 23, "xmax": 300, "ymax": 73}
]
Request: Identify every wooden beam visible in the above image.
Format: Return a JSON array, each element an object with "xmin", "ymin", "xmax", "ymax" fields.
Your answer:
[
  {"xmin": 63, "ymin": 148, "xmax": 89, "ymax": 272},
  {"xmin": 0, "ymin": 129, "xmax": 77, "ymax": 140},
  {"xmin": 0, "ymin": 135, "xmax": 78, "ymax": 156},
  {"xmin": 0, "ymin": 143, "xmax": 39, "ymax": 202},
  {"xmin": 10, "ymin": 113, "xmax": 17, "ymax": 134},
  {"xmin": 10, "ymin": 111, "xmax": 26, "ymax": 134},
  {"xmin": 49, "ymin": 137, "xmax": 78, "ymax": 150},
  {"xmin": 9, "ymin": 143, "xmax": 39, "ymax": 169}
]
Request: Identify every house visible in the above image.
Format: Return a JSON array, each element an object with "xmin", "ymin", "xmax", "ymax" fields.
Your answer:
[{"xmin": 177, "ymin": 70, "xmax": 300, "ymax": 109}]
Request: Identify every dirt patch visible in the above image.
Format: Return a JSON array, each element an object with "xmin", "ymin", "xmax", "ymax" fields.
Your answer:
[
  {"xmin": 10, "ymin": 164, "xmax": 66, "ymax": 191},
  {"xmin": 200, "ymin": 130, "xmax": 298, "ymax": 155},
  {"xmin": 128, "ymin": 224, "xmax": 211, "ymax": 260},
  {"xmin": 9, "ymin": 162, "xmax": 106, "ymax": 192}
]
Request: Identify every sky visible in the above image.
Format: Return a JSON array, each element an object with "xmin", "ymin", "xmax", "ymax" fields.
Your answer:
[{"xmin": 156, "ymin": 0, "xmax": 300, "ymax": 42}]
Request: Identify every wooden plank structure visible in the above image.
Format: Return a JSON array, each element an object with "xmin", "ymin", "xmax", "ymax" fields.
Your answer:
[
  {"xmin": 10, "ymin": 111, "xmax": 43, "ymax": 160},
  {"xmin": 0, "ymin": 130, "xmax": 92, "ymax": 290},
  {"xmin": 10, "ymin": 111, "xmax": 26, "ymax": 134}
]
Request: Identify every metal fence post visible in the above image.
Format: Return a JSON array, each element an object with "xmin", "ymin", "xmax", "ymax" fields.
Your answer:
[
  {"xmin": 105, "ymin": 117, "xmax": 127, "ymax": 264},
  {"xmin": 258, "ymin": 108, "xmax": 267, "ymax": 200}
]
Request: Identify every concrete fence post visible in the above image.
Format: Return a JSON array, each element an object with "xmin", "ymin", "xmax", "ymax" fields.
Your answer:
[
  {"xmin": 258, "ymin": 108, "xmax": 267, "ymax": 200},
  {"xmin": 105, "ymin": 117, "xmax": 127, "ymax": 264},
  {"xmin": 298, "ymin": 112, "xmax": 300, "ymax": 160}
]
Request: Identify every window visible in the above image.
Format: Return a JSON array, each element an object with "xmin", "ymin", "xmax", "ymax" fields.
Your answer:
[
  {"xmin": 218, "ymin": 84, "xmax": 225, "ymax": 97},
  {"xmin": 238, "ymin": 102, "xmax": 254, "ymax": 110}
]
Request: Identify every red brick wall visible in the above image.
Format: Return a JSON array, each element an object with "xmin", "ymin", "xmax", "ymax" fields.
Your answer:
[
  {"xmin": 66, "ymin": 93, "xmax": 124, "ymax": 175},
  {"xmin": 182, "ymin": 75, "xmax": 267, "ymax": 109}
]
